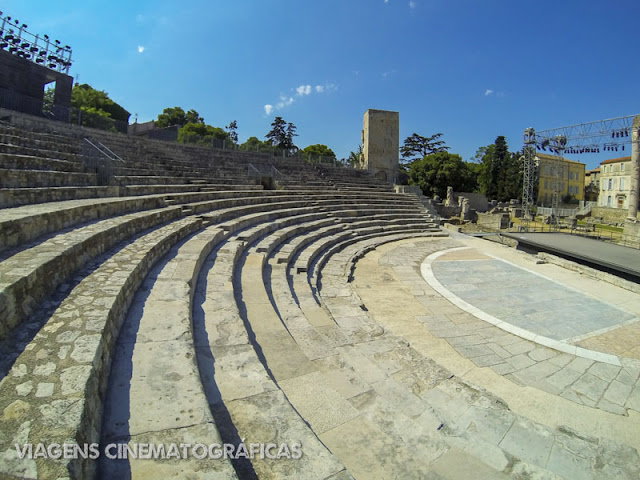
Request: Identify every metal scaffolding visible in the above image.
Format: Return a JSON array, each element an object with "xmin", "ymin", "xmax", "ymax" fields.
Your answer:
[{"xmin": 522, "ymin": 115, "xmax": 640, "ymax": 231}]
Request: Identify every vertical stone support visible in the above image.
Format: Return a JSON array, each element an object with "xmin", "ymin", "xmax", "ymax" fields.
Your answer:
[{"xmin": 628, "ymin": 115, "xmax": 640, "ymax": 221}]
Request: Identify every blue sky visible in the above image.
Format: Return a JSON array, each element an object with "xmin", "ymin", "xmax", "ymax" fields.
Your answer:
[{"xmin": 4, "ymin": 0, "xmax": 639, "ymax": 169}]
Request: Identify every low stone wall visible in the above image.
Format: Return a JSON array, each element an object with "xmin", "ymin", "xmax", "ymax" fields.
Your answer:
[
  {"xmin": 538, "ymin": 252, "xmax": 640, "ymax": 294},
  {"xmin": 394, "ymin": 185, "xmax": 422, "ymax": 195},
  {"xmin": 457, "ymin": 191, "xmax": 489, "ymax": 212},
  {"xmin": 477, "ymin": 212, "xmax": 509, "ymax": 230},
  {"xmin": 434, "ymin": 204, "xmax": 461, "ymax": 218},
  {"xmin": 591, "ymin": 206, "xmax": 639, "ymax": 225}
]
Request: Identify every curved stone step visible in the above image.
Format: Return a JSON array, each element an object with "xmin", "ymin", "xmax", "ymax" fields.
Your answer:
[
  {"xmin": 0, "ymin": 168, "xmax": 97, "ymax": 188},
  {"xmin": 0, "ymin": 216, "xmax": 202, "ymax": 480},
  {"xmin": 0, "ymin": 205, "xmax": 184, "ymax": 341},
  {"xmin": 99, "ymin": 225, "xmax": 237, "ymax": 479},
  {"xmin": 195, "ymin": 226, "xmax": 350, "ymax": 479}
]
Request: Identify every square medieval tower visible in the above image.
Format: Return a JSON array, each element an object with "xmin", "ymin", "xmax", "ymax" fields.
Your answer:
[{"xmin": 362, "ymin": 109, "xmax": 399, "ymax": 183}]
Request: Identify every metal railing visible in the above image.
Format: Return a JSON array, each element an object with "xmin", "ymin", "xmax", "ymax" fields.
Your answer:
[
  {"xmin": 82, "ymin": 138, "xmax": 124, "ymax": 186},
  {"xmin": 536, "ymin": 206, "xmax": 579, "ymax": 217},
  {"xmin": 247, "ymin": 163, "xmax": 282, "ymax": 179}
]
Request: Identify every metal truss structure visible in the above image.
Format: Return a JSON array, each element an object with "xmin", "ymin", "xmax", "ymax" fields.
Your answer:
[
  {"xmin": 534, "ymin": 115, "xmax": 638, "ymax": 155},
  {"xmin": 0, "ymin": 11, "xmax": 72, "ymax": 74},
  {"xmin": 522, "ymin": 115, "xmax": 640, "ymax": 232}
]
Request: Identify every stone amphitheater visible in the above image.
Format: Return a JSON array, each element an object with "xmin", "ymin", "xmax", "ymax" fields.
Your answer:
[{"xmin": 0, "ymin": 115, "xmax": 639, "ymax": 480}]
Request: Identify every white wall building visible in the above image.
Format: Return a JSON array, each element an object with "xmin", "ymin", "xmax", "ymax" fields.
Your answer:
[{"xmin": 599, "ymin": 156, "xmax": 631, "ymax": 208}]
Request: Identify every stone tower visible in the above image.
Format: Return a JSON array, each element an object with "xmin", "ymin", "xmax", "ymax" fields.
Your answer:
[{"xmin": 362, "ymin": 109, "xmax": 399, "ymax": 183}]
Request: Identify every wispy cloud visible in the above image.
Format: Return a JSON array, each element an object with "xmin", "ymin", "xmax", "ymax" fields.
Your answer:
[
  {"xmin": 382, "ymin": 70, "xmax": 396, "ymax": 78},
  {"xmin": 385, "ymin": 0, "xmax": 389, "ymax": 3},
  {"xmin": 263, "ymin": 83, "xmax": 337, "ymax": 115},
  {"xmin": 409, "ymin": 1, "xmax": 416, "ymax": 8},
  {"xmin": 296, "ymin": 85, "xmax": 312, "ymax": 96},
  {"xmin": 484, "ymin": 89, "xmax": 505, "ymax": 97},
  {"xmin": 137, "ymin": 45, "xmax": 145, "ymax": 53},
  {"xmin": 276, "ymin": 95, "xmax": 295, "ymax": 109}
]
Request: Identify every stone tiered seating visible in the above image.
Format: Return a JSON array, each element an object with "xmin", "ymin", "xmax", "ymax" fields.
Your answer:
[
  {"xmin": 0, "ymin": 116, "xmax": 446, "ymax": 478},
  {"xmin": 1, "ymin": 116, "xmax": 639, "ymax": 479}
]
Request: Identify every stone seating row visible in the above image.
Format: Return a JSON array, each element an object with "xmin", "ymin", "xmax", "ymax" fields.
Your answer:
[
  {"xmin": 0, "ymin": 185, "xmax": 432, "ymax": 478},
  {"xmin": 0, "ymin": 189, "xmax": 424, "ymax": 250},
  {"xmin": 0, "ymin": 190, "xmax": 428, "ymax": 345},
  {"xmin": 0, "ymin": 183, "xmax": 263, "ymax": 208},
  {"xmin": 0, "ymin": 121, "xmax": 392, "ymax": 199}
]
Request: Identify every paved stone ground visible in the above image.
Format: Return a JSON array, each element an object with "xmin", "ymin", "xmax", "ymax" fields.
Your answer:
[
  {"xmin": 430, "ymin": 253, "xmax": 636, "ymax": 342},
  {"xmin": 376, "ymin": 239, "xmax": 640, "ymax": 417},
  {"xmin": 349, "ymin": 237, "xmax": 640, "ymax": 478},
  {"xmin": 320, "ymin": 240, "xmax": 640, "ymax": 479}
]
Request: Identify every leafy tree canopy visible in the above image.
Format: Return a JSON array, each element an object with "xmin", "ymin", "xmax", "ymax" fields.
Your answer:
[
  {"xmin": 239, "ymin": 136, "xmax": 275, "ymax": 153},
  {"xmin": 344, "ymin": 145, "xmax": 363, "ymax": 167},
  {"xmin": 177, "ymin": 122, "xmax": 229, "ymax": 145},
  {"xmin": 408, "ymin": 151, "xmax": 477, "ymax": 198},
  {"xmin": 301, "ymin": 144, "xmax": 336, "ymax": 160},
  {"xmin": 474, "ymin": 136, "xmax": 523, "ymax": 202},
  {"xmin": 156, "ymin": 107, "xmax": 204, "ymax": 129},
  {"xmin": 400, "ymin": 132, "xmax": 449, "ymax": 163},
  {"xmin": 71, "ymin": 84, "xmax": 130, "ymax": 123}
]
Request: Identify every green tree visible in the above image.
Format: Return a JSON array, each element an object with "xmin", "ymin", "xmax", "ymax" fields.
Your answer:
[
  {"xmin": 177, "ymin": 122, "xmax": 229, "ymax": 145},
  {"xmin": 345, "ymin": 145, "xmax": 363, "ymax": 167},
  {"xmin": 239, "ymin": 136, "xmax": 275, "ymax": 153},
  {"xmin": 400, "ymin": 132, "xmax": 449, "ymax": 164},
  {"xmin": 475, "ymin": 136, "xmax": 523, "ymax": 202},
  {"xmin": 43, "ymin": 86, "xmax": 55, "ymax": 114},
  {"xmin": 266, "ymin": 116, "xmax": 298, "ymax": 152},
  {"xmin": 71, "ymin": 83, "xmax": 130, "ymax": 132},
  {"xmin": 301, "ymin": 144, "xmax": 336, "ymax": 161},
  {"xmin": 408, "ymin": 151, "xmax": 477, "ymax": 198},
  {"xmin": 156, "ymin": 107, "xmax": 203, "ymax": 128},
  {"xmin": 226, "ymin": 120, "xmax": 238, "ymax": 143}
]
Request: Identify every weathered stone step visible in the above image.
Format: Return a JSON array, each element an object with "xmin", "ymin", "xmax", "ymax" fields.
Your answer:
[
  {"xmin": 0, "ymin": 195, "xmax": 170, "ymax": 253},
  {"xmin": 0, "ymin": 205, "xmax": 183, "ymax": 341},
  {"xmin": 0, "ymin": 168, "xmax": 97, "ymax": 188},
  {"xmin": 99, "ymin": 225, "xmax": 237, "ymax": 479},
  {"xmin": 196, "ymin": 233, "xmax": 349, "ymax": 478},
  {"xmin": 0, "ymin": 151, "xmax": 85, "ymax": 172},
  {"xmin": 0, "ymin": 216, "xmax": 203, "ymax": 480}
]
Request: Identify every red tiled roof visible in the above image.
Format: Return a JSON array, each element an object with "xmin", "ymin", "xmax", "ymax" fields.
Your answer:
[{"xmin": 600, "ymin": 156, "xmax": 631, "ymax": 165}]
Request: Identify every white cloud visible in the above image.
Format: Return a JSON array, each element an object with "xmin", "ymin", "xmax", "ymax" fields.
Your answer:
[
  {"xmin": 296, "ymin": 85, "xmax": 312, "ymax": 96},
  {"xmin": 409, "ymin": 1, "xmax": 416, "ymax": 8},
  {"xmin": 137, "ymin": 45, "xmax": 145, "ymax": 53},
  {"xmin": 276, "ymin": 96, "xmax": 294, "ymax": 109},
  {"xmin": 484, "ymin": 89, "xmax": 494, "ymax": 96},
  {"xmin": 264, "ymin": 82, "xmax": 337, "ymax": 114},
  {"xmin": 385, "ymin": 0, "xmax": 389, "ymax": 3}
]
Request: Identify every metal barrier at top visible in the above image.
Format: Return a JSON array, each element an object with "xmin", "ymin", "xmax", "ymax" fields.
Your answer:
[{"xmin": 0, "ymin": 12, "xmax": 72, "ymax": 74}]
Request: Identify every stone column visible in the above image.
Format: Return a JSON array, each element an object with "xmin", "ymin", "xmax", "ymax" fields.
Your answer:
[{"xmin": 628, "ymin": 115, "xmax": 640, "ymax": 221}]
